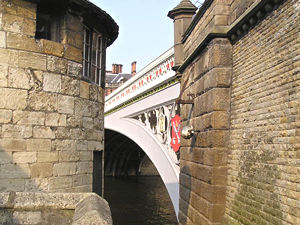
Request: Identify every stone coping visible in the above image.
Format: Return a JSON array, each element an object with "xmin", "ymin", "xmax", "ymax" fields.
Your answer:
[{"xmin": 0, "ymin": 192, "xmax": 112, "ymax": 225}]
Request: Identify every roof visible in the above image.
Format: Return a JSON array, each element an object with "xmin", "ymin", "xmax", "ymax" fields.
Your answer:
[
  {"xmin": 25, "ymin": 0, "xmax": 119, "ymax": 46},
  {"xmin": 106, "ymin": 73, "xmax": 132, "ymax": 84}
]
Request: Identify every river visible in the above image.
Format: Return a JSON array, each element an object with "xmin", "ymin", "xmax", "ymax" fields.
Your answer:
[{"xmin": 104, "ymin": 176, "xmax": 178, "ymax": 225}]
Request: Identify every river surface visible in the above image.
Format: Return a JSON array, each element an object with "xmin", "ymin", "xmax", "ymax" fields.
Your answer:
[{"xmin": 104, "ymin": 176, "xmax": 178, "ymax": 225}]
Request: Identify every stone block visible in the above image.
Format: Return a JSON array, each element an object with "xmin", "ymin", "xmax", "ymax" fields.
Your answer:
[
  {"xmin": 13, "ymin": 111, "xmax": 45, "ymax": 125},
  {"xmin": 0, "ymin": 109, "xmax": 12, "ymax": 123},
  {"xmin": 64, "ymin": 45, "xmax": 82, "ymax": 63},
  {"xmin": 28, "ymin": 91, "xmax": 57, "ymax": 112},
  {"xmin": 13, "ymin": 211, "xmax": 42, "ymax": 225},
  {"xmin": 0, "ymin": 139, "xmax": 26, "ymax": 152},
  {"xmin": 37, "ymin": 152, "xmax": 58, "ymax": 163},
  {"xmin": 82, "ymin": 117, "xmax": 94, "ymax": 129},
  {"xmin": 46, "ymin": 56, "xmax": 68, "ymax": 74},
  {"xmin": 8, "ymin": 67, "xmax": 32, "ymax": 89},
  {"xmin": 49, "ymin": 176, "xmax": 73, "ymax": 190},
  {"xmin": 30, "ymin": 163, "xmax": 53, "ymax": 178},
  {"xmin": 0, "ymin": 88, "xmax": 27, "ymax": 110},
  {"xmin": 79, "ymin": 151, "xmax": 92, "ymax": 161},
  {"xmin": 58, "ymin": 95, "xmax": 74, "ymax": 114},
  {"xmin": 72, "ymin": 174, "xmax": 92, "ymax": 187},
  {"xmin": 43, "ymin": 72, "xmax": 61, "ymax": 93},
  {"xmin": 19, "ymin": 51, "xmax": 46, "ymax": 71},
  {"xmin": 77, "ymin": 140, "xmax": 88, "ymax": 151},
  {"xmin": 0, "ymin": 48, "xmax": 18, "ymax": 66},
  {"xmin": 13, "ymin": 152, "xmax": 37, "ymax": 164},
  {"xmin": 80, "ymin": 80, "xmax": 89, "ymax": 99},
  {"xmin": 53, "ymin": 162, "xmax": 76, "ymax": 176},
  {"xmin": 59, "ymin": 151, "xmax": 80, "ymax": 162},
  {"xmin": 40, "ymin": 39, "xmax": 64, "ymax": 57},
  {"xmin": 61, "ymin": 75, "xmax": 80, "ymax": 96},
  {"xmin": 2, "ymin": 124, "xmax": 32, "ymax": 138},
  {"xmin": 23, "ymin": 18, "xmax": 36, "ymax": 36},
  {"xmin": 214, "ymin": 15, "xmax": 229, "ymax": 25},
  {"xmin": 33, "ymin": 126, "xmax": 55, "ymax": 139},
  {"xmin": 0, "ymin": 163, "xmax": 30, "ymax": 179},
  {"xmin": 0, "ymin": 64, "xmax": 8, "ymax": 87},
  {"xmin": 67, "ymin": 115, "xmax": 82, "ymax": 128},
  {"xmin": 76, "ymin": 162, "xmax": 93, "ymax": 174},
  {"xmin": 0, "ymin": 31, "xmax": 6, "ymax": 48},
  {"xmin": 67, "ymin": 61, "xmax": 82, "ymax": 77},
  {"xmin": 0, "ymin": 152, "xmax": 12, "ymax": 164},
  {"xmin": 16, "ymin": 5, "xmax": 36, "ymax": 19},
  {"xmin": 25, "ymin": 178, "xmax": 48, "ymax": 192},
  {"xmin": 7, "ymin": 32, "xmax": 40, "ymax": 52},
  {"xmin": 73, "ymin": 194, "xmax": 112, "ymax": 225},
  {"xmin": 0, "ymin": 179, "xmax": 24, "ymax": 192},
  {"xmin": 87, "ymin": 141, "xmax": 103, "ymax": 151},
  {"xmin": 27, "ymin": 139, "xmax": 51, "ymax": 152},
  {"xmin": 209, "ymin": 39, "xmax": 232, "ymax": 68},
  {"xmin": 2, "ymin": 13, "xmax": 23, "ymax": 33},
  {"xmin": 45, "ymin": 113, "xmax": 66, "ymax": 127},
  {"xmin": 52, "ymin": 139, "xmax": 76, "ymax": 151},
  {"xmin": 74, "ymin": 98, "xmax": 92, "ymax": 117}
]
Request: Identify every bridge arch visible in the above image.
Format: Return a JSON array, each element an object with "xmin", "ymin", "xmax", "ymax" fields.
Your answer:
[{"xmin": 105, "ymin": 116, "xmax": 179, "ymax": 216}]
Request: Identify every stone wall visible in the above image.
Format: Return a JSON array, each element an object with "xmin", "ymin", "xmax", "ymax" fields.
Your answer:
[
  {"xmin": 224, "ymin": 0, "xmax": 300, "ymax": 224},
  {"xmin": 0, "ymin": 0, "xmax": 104, "ymax": 193},
  {"xmin": 171, "ymin": 0, "xmax": 299, "ymax": 224}
]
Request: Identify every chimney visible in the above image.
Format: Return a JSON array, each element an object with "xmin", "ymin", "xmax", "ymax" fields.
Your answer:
[
  {"xmin": 112, "ymin": 64, "xmax": 123, "ymax": 74},
  {"xmin": 131, "ymin": 61, "xmax": 137, "ymax": 75}
]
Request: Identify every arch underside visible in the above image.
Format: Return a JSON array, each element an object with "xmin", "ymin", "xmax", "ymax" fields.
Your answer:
[{"xmin": 105, "ymin": 116, "xmax": 179, "ymax": 216}]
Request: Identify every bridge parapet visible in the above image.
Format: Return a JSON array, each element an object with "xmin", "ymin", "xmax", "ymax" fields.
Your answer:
[{"xmin": 105, "ymin": 47, "xmax": 175, "ymax": 114}]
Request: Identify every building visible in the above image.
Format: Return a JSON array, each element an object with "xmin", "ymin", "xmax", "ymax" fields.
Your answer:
[
  {"xmin": 0, "ymin": 0, "xmax": 118, "ymax": 197},
  {"xmin": 169, "ymin": 0, "xmax": 299, "ymax": 224},
  {"xmin": 105, "ymin": 61, "xmax": 136, "ymax": 96}
]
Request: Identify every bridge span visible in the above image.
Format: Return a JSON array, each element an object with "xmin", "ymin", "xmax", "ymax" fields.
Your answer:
[{"xmin": 104, "ymin": 47, "xmax": 181, "ymax": 215}]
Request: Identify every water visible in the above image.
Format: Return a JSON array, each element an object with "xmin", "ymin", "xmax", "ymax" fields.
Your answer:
[{"xmin": 104, "ymin": 176, "xmax": 178, "ymax": 225}]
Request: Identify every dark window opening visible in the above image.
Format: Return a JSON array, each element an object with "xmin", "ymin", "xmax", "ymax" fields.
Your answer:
[
  {"xmin": 93, "ymin": 151, "xmax": 104, "ymax": 197},
  {"xmin": 83, "ymin": 27, "xmax": 107, "ymax": 87},
  {"xmin": 35, "ymin": 4, "xmax": 61, "ymax": 42}
]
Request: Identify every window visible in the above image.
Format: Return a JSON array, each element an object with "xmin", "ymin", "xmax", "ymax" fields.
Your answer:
[
  {"xmin": 35, "ymin": 4, "xmax": 61, "ymax": 42},
  {"xmin": 83, "ymin": 27, "xmax": 107, "ymax": 87}
]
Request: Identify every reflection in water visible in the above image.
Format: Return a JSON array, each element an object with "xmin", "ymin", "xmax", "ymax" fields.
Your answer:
[{"xmin": 104, "ymin": 176, "xmax": 178, "ymax": 225}]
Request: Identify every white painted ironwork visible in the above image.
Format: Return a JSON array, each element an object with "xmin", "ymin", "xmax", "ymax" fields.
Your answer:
[{"xmin": 105, "ymin": 47, "xmax": 175, "ymax": 113}]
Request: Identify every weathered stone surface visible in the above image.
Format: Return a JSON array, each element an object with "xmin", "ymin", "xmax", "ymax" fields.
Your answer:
[
  {"xmin": 0, "ymin": 88, "xmax": 27, "ymax": 110},
  {"xmin": 0, "ymin": 139, "xmax": 26, "ymax": 152},
  {"xmin": 0, "ymin": 64, "xmax": 8, "ymax": 87},
  {"xmin": 2, "ymin": 124, "xmax": 32, "ymax": 138},
  {"xmin": 37, "ymin": 152, "xmax": 58, "ymax": 163},
  {"xmin": 45, "ymin": 113, "xmax": 67, "ymax": 127},
  {"xmin": 0, "ymin": 31, "xmax": 6, "ymax": 48},
  {"xmin": 13, "ymin": 152, "xmax": 37, "ymax": 164},
  {"xmin": 2, "ymin": 13, "xmax": 23, "ymax": 33},
  {"xmin": 67, "ymin": 61, "xmax": 82, "ymax": 77},
  {"xmin": 7, "ymin": 32, "xmax": 40, "ymax": 52},
  {"xmin": 0, "ymin": 109, "xmax": 12, "ymax": 123},
  {"xmin": 76, "ymin": 162, "xmax": 93, "ymax": 174},
  {"xmin": 13, "ymin": 111, "xmax": 45, "ymax": 125},
  {"xmin": 59, "ymin": 151, "xmax": 80, "ymax": 162},
  {"xmin": 43, "ymin": 72, "xmax": 61, "ymax": 93},
  {"xmin": 0, "ymin": 164, "xmax": 30, "ymax": 179},
  {"xmin": 33, "ymin": 126, "xmax": 55, "ymax": 139},
  {"xmin": 80, "ymin": 81, "xmax": 89, "ymax": 99},
  {"xmin": 0, "ymin": 179, "xmax": 24, "ymax": 192},
  {"xmin": 40, "ymin": 39, "xmax": 64, "ymax": 57},
  {"xmin": 28, "ymin": 91, "xmax": 57, "ymax": 112},
  {"xmin": 27, "ymin": 139, "xmax": 51, "ymax": 152},
  {"xmin": 47, "ymin": 56, "xmax": 68, "ymax": 74},
  {"xmin": 61, "ymin": 76, "xmax": 79, "ymax": 96},
  {"xmin": 73, "ymin": 194, "xmax": 112, "ymax": 225},
  {"xmin": 19, "ymin": 51, "xmax": 46, "ymax": 71},
  {"xmin": 12, "ymin": 211, "xmax": 42, "ymax": 225},
  {"xmin": 53, "ymin": 162, "xmax": 76, "ymax": 176},
  {"xmin": 58, "ymin": 95, "xmax": 74, "ymax": 114},
  {"xmin": 30, "ymin": 163, "xmax": 53, "ymax": 178},
  {"xmin": 52, "ymin": 139, "xmax": 76, "ymax": 151},
  {"xmin": 64, "ymin": 45, "xmax": 82, "ymax": 63},
  {"xmin": 49, "ymin": 177, "xmax": 73, "ymax": 190}
]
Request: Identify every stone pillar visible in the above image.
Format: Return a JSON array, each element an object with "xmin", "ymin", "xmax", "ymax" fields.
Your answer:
[{"xmin": 168, "ymin": 0, "xmax": 197, "ymax": 70}]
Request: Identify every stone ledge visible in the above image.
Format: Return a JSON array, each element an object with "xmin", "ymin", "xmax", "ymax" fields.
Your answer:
[{"xmin": 0, "ymin": 192, "xmax": 112, "ymax": 225}]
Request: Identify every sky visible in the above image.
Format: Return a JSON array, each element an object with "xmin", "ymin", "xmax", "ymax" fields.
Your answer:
[{"xmin": 90, "ymin": 0, "xmax": 199, "ymax": 74}]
